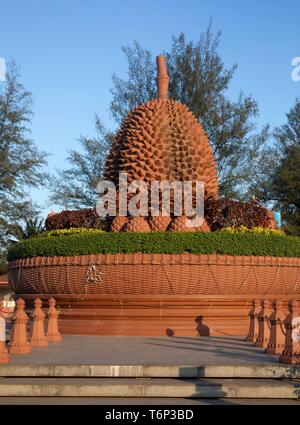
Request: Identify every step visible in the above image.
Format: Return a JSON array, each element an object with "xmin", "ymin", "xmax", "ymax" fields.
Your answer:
[
  {"xmin": 1, "ymin": 364, "xmax": 300, "ymax": 378},
  {"xmin": 0, "ymin": 377, "xmax": 299, "ymax": 398},
  {"xmin": 0, "ymin": 397, "xmax": 299, "ymax": 405}
]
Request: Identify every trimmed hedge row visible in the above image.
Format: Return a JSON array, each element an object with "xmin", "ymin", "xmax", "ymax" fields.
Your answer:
[{"xmin": 7, "ymin": 232, "xmax": 300, "ymax": 261}]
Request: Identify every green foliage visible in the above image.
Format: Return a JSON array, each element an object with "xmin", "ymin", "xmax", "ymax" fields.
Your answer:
[
  {"xmin": 220, "ymin": 226, "xmax": 285, "ymax": 236},
  {"xmin": 7, "ymin": 231, "xmax": 300, "ymax": 261},
  {"xmin": 272, "ymin": 144, "xmax": 300, "ymax": 235},
  {"xmin": 49, "ymin": 116, "xmax": 113, "ymax": 209},
  {"xmin": 40, "ymin": 227, "xmax": 105, "ymax": 237},
  {"xmin": 255, "ymin": 98, "xmax": 300, "ymax": 236},
  {"xmin": 12, "ymin": 217, "xmax": 45, "ymax": 240},
  {"xmin": 0, "ymin": 61, "xmax": 47, "ymax": 259},
  {"xmin": 0, "ymin": 255, "xmax": 7, "ymax": 275}
]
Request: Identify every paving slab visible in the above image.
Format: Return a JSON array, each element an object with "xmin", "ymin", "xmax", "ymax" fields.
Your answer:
[{"xmin": 9, "ymin": 336, "xmax": 279, "ymax": 365}]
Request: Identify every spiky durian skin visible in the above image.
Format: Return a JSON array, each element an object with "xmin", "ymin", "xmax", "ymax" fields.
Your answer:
[
  {"xmin": 148, "ymin": 216, "xmax": 172, "ymax": 232},
  {"xmin": 104, "ymin": 99, "xmax": 219, "ymax": 216},
  {"xmin": 123, "ymin": 217, "xmax": 151, "ymax": 233},
  {"xmin": 110, "ymin": 216, "xmax": 128, "ymax": 232},
  {"xmin": 168, "ymin": 216, "xmax": 211, "ymax": 232}
]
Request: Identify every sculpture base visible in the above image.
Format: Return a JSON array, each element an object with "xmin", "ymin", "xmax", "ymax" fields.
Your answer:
[
  {"xmin": 279, "ymin": 352, "xmax": 300, "ymax": 364},
  {"xmin": 8, "ymin": 344, "xmax": 31, "ymax": 354},
  {"xmin": 20, "ymin": 294, "xmax": 295, "ymax": 337},
  {"xmin": 265, "ymin": 344, "xmax": 285, "ymax": 355}
]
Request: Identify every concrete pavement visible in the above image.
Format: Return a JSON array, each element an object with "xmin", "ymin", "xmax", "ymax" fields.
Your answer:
[
  {"xmin": 9, "ymin": 335, "xmax": 279, "ymax": 365},
  {"xmin": 1, "ymin": 335, "xmax": 299, "ymax": 403}
]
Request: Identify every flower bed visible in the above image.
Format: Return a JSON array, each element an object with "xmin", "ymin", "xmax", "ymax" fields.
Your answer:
[{"xmin": 7, "ymin": 231, "xmax": 300, "ymax": 261}]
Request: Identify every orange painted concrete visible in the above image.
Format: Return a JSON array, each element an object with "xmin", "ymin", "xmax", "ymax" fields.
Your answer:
[
  {"xmin": 19, "ymin": 294, "xmax": 299, "ymax": 337},
  {"xmin": 9, "ymin": 253, "xmax": 300, "ymax": 336}
]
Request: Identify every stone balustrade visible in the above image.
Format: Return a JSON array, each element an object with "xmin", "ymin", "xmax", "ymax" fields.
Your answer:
[
  {"xmin": 0, "ymin": 297, "xmax": 62, "ymax": 362},
  {"xmin": 246, "ymin": 298, "xmax": 300, "ymax": 364}
]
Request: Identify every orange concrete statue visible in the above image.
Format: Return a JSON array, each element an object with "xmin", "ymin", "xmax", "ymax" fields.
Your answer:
[
  {"xmin": 30, "ymin": 298, "xmax": 48, "ymax": 347},
  {"xmin": 254, "ymin": 299, "xmax": 272, "ymax": 348},
  {"xmin": 245, "ymin": 299, "xmax": 261, "ymax": 342},
  {"xmin": 0, "ymin": 306, "xmax": 10, "ymax": 363},
  {"xmin": 280, "ymin": 300, "xmax": 300, "ymax": 364},
  {"xmin": 46, "ymin": 298, "xmax": 62, "ymax": 342},
  {"xmin": 8, "ymin": 298, "xmax": 31, "ymax": 354},
  {"xmin": 265, "ymin": 299, "xmax": 286, "ymax": 355},
  {"xmin": 104, "ymin": 55, "xmax": 218, "ymax": 231}
]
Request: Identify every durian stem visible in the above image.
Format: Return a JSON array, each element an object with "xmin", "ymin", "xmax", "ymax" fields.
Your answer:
[{"xmin": 156, "ymin": 55, "xmax": 169, "ymax": 100}]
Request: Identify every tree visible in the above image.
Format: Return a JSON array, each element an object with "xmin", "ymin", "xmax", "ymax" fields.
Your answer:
[
  {"xmin": 51, "ymin": 24, "xmax": 271, "ymax": 208},
  {"xmin": 0, "ymin": 61, "xmax": 47, "ymax": 270},
  {"xmin": 110, "ymin": 25, "xmax": 270, "ymax": 199},
  {"xmin": 49, "ymin": 116, "xmax": 113, "ymax": 208},
  {"xmin": 257, "ymin": 99, "xmax": 300, "ymax": 235},
  {"xmin": 11, "ymin": 216, "xmax": 45, "ymax": 241}
]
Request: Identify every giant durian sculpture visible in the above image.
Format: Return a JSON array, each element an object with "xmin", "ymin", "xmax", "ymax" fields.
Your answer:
[{"xmin": 104, "ymin": 55, "xmax": 219, "ymax": 232}]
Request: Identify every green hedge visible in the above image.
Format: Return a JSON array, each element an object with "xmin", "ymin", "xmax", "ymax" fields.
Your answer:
[{"xmin": 7, "ymin": 232, "xmax": 300, "ymax": 261}]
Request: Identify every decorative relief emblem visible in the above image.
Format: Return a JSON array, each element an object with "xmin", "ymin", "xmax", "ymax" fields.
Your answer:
[{"xmin": 85, "ymin": 263, "xmax": 103, "ymax": 285}]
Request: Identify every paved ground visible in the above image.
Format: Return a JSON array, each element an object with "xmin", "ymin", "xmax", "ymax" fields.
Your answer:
[
  {"xmin": 3, "ymin": 336, "xmax": 298, "ymax": 405},
  {"xmin": 10, "ymin": 336, "xmax": 279, "ymax": 365}
]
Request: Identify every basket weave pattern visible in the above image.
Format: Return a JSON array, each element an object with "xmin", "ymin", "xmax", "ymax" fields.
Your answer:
[{"xmin": 8, "ymin": 253, "xmax": 300, "ymax": 296}]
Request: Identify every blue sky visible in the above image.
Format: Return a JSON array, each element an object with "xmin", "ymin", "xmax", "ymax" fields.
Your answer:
[{"xmin": 0, "ymin": 0, "xmax": 299, "ymax": 214}]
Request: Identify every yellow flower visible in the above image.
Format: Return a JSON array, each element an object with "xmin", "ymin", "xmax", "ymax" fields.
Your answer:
[
  {"xmin": 220, "ymin": 226, "xmax": 285, "ymax": 236},
  {"xmin": 43, "ymin": 228, "xmax": 105, "ymax": 237}
]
